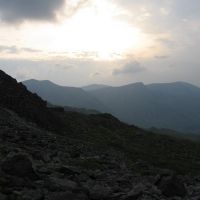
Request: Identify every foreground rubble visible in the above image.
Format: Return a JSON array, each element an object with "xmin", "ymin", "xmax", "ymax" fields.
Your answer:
[{"xmin": 0, "ymin": 108, "xmax": 200, "ymax": 200}]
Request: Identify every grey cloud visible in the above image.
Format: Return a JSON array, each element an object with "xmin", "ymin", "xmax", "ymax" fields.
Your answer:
[
  {"xmin": 21, "ymin": 48, "xmax": 42, "ymax": 53},
  {"xmin": 116, "ymin": 0, "xmax": 200, "ymax": 19},
  {"xmin": 116, "ymin": 0, "xmax": 200, "ymax": 36},
  {"xmin": 0, "ymin": 45, "xmax": 18, "ymax": 53},
  {"xmin": 113, "ymin": 61, "xmax": 145, "ymax": 76},
  {"xmin": 65, "ymin": 0, "xmax": 89, "ymax": 18},
  {"xmin": 0, "ymin": 45, "xmax": 42, "ymax": 53},
  {"xmin": 156, "ymin": 38, "xmax": 177, "ymax": 49},
  {"xmin": 173, "ymin": 0, "xmax": 200, "ymax": 19},
  {"xmin": 54, "ymin": 63, "xmax": 75, "ymax": 71},
  {"xmin": 0, "ymin": 0, "xmax": 65, "ymax": 23},
  {"xmin": 90, "ymin": 72, "xmax": 101, "ymax": 77}
]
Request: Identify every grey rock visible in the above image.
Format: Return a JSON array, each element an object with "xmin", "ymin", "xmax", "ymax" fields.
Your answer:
[
  {"xmin": 89, "ymin": 184, "xmax": 112, "ymax": 200},
  {"xmin": 122, "ymin": 183, "xmax": 145, "ymax": 200},
  {"xmin": 0, "ymin": 193, "xmax": 7, "ymax": 200},
  {"xmin": 157, "ymin": 175, "xmax": 187, "ymax": 197},
  {"xmin": 45, "ymin": 191, "xmax": 88, "ymax": 200},
  {"xmin": 47, "ymin": 177, "xmax": 78, "ymax": 191},
  {"xmin": 1, "ymin": 154, "xmax": 38, "ymax": 180},
  {"xmin": 20, "ymin": 189, "xmax": 44, "ymax": 200}
]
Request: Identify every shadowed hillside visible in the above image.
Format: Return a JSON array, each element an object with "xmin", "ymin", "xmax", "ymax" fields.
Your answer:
[
  {"xmin": 24, "ymin": 79, "xmax": 200, "ymax": 133},
  {"xmin": 89, "ymin": 82, "xmax": 200, "ymax": 134},
  {"xmin": 0, "ymin": 70, "xmax": 64, "ymax": 131},
  {"xmin": 1, "ymin": 70, "xmax": 200, "ymax": 199}
]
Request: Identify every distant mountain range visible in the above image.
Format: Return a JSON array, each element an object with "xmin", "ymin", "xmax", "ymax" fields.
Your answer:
[
  {"xmin": 23, "ymin": 79, "xmax": 108, "ymax": 112},
  {"xmin": 82, "ymin": 84, "xmax": 109, "ymax": 91},
  {"xmin": 23, "ymin": 80, "xmax": 200, "ymax": 134}
]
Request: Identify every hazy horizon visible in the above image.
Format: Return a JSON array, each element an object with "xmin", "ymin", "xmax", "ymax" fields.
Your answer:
[
  {"xmin": 0, "ymin": 0, "xmax": 200, "ymax": 86},
  {"xmin": 22, "ymin": 77, "xmax": 200, "ymax": 89}
]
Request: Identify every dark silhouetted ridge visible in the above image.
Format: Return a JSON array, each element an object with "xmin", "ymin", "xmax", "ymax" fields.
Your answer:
[{"xmin": 0, "ymin": 70, "xmax": 64, "ymax": 131}]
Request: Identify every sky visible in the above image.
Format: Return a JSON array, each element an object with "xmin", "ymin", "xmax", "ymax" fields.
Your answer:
[{"xmin": 0, "ymin": 0, "xmax": 200, "ymax": 87}]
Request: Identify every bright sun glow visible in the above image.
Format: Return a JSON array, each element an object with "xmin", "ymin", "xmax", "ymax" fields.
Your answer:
[{"xmin": 20, "ymin": 0, "xmax": 146, "ymax": 60}]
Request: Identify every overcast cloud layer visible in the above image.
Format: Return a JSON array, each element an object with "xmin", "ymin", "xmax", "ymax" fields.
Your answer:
[
  {"xmin": 0, "ymin": 0, "xmax": 200, "ymax": 87},
  {"xmin": 0, "ymin": 0, "xmax": 65, "ymax": 23}
]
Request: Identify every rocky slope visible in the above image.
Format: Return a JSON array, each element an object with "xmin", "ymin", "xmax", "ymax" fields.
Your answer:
[
  {"xmin": 1, "ymin": 70, "xmax": 200, "ymax": 199},
  {"xmin": 0, "ymin": 70, "xmax": 65, "ymax": 132},
  {"xmin": 0, "ymin": 107, "xmax": 198, "ymax": 200}
]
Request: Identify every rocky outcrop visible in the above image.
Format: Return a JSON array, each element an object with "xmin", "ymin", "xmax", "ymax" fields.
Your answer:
[
  {"xmin": 0, "ymin": 70, "xmax": 64, "ymax": 131},
  {"xmin": 157, "ymin": 174, "xmax": 187, "ymax": 197}
]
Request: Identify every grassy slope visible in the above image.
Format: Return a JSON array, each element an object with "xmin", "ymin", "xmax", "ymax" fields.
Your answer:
[{"xmin": 60, "ymin": 111, "xmax": 200, "ymax": 175}]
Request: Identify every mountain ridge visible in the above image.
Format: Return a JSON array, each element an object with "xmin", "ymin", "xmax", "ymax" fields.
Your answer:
[
  {"xmin": 23, "ymin": 78, "xmax": 200, "ymax": 133},
  {"xmin": 0, "ymin": 70, "xmax": 64, "ymax": 131},
  {"xmin": 23, "ymin": 79, "xmax": 108, "ymax": 112}
]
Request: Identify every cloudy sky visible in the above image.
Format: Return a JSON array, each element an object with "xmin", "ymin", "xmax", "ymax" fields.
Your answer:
[{"xmin": 0, "ymin": 0, "xmax": 200, "ymax": 87}]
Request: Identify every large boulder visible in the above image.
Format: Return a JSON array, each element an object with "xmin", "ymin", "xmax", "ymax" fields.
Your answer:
[
  {"xmin": 122, "ymin": 183, "xmax": 146, "ymax": 200},
  {"xmin": 1, "ymin": 154, "xmax": 38, "ymax": 180},
  {"xmin": 0, "ymin": 193, "xmax": 7, "ymax": 200},
  {"xmin": 44, "ymin": 177, "xmax": 79, "ymax": 192},
  {"xmin": 157, "ymin": 175, "xmax": 187, "ymax": 197},
  {"xmin": 88, "ymin": 184, "xmax": 112, "ymax": 200}
]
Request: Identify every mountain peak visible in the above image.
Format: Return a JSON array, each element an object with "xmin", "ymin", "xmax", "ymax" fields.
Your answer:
[
  {"xmin": 23, "ymin": 79, "xmax": 54, "ymax": 85},
  {"xmin": 82, "ymin": 84, "xmax": 110, "ymax": 91},
  {"xmin": 118, "ymin": 82, "xmax": 146, "ymax": 89},
  {"xmin": 0, "ymin": 70, "xmax": 17, "ymax": 84}
]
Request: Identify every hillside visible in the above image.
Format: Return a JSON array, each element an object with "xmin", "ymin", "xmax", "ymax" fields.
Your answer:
[
  {"xmin": 1, "ymin": 70, "xmax": 200, "ymax": 199},
  {"xmin": 24, "ymin": 79, "xmax": 200, "ymax": 133},
  {"xmin": 23, "ymin": 79, "xmax": 108, "ymax": 112},
  {"xmin": 0, "ymin": 70, "xmax": 64, "ymax": 131}
]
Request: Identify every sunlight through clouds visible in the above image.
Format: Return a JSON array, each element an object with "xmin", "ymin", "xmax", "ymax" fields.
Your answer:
[
  {"xmin": 14, "ymin": 0, "xmax": 148, "ymax": 60},
  {"xmin": 0, "ymin": 0, "xmax": 200, "ymax": 86}
]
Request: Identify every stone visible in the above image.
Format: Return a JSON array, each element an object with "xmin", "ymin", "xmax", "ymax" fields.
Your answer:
[
  {"xmin": 20, "ymin": 189, "xmax": 44, "ymax": 200},
  {"xmin": 46, "ymin": 177, "xmax": 79, "ymax": 192},
  {"xmin": 89, "ymin": 184, "xmax": 112, "ymax": 200},
  {"xmin": 0, "ymin": 193, "xmax": 7, "ymax": 200},
  {"xmin": 157, "ymin": 175, "xmax": 187, "ymax": 197},
  {"xmin": 45, "ymin": 191, "xmax": 88, "ymax": 200},
  {"xmin": 122, "ymin": 183, "xmax": 145, "ymax": 200},
  {"xmin": 1, "ymin": 154, "xmax": 38, "ymax": 180}
]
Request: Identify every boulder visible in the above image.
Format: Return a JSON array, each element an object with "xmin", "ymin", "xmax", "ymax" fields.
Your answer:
[
  {"xmin": 45, "ymin": 177, "xmax": 78, "ymax": 192},
  {"xmin": 1, "ymin": 154, "xmax": 38, "ymax": 180},
  {"xmin": 89, "ymin": 184, "xmax": 112, "ymax": 200},
  {"xmin": 0, "ymin": 193, "xmax": 7, "ymax": 200},
  {"xmin": 122, "ymin": 183, "xmax": 145, "ymax": 200},
  {"xmin": 157, "ymin": 175, "xmax": 187, "ymax": 197}
]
